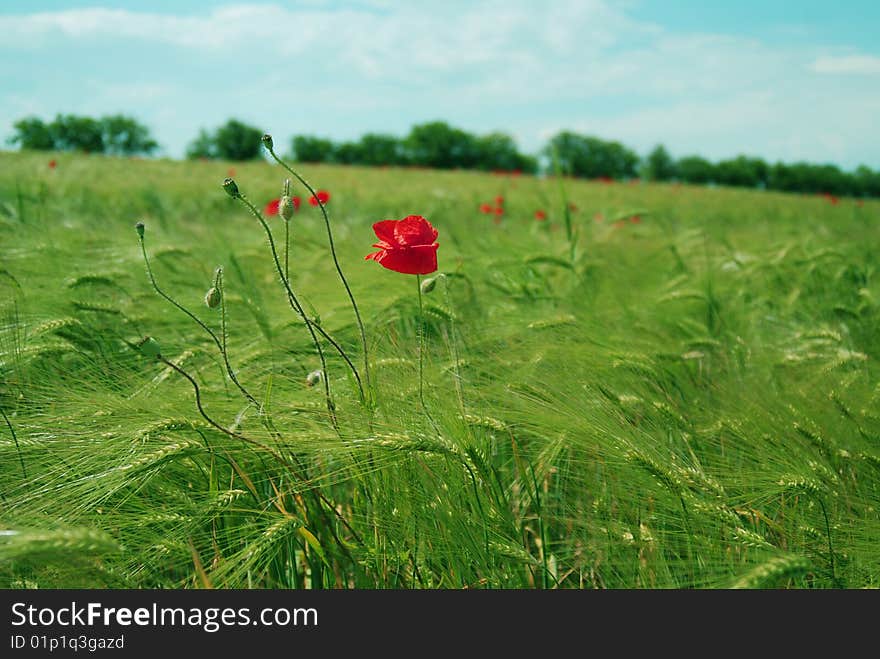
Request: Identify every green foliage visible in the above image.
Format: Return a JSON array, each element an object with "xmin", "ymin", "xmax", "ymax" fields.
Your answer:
[
  {"xmin": 644, "ymin": 144, "xmax": 677, "ymax": 181},
  {"xmin": 675, "ymin": 155, "xmax": 716, "ymax": 184},
  {"xmin": 8, "ymin": 114, "xmax": 159, "ymax": 155},
  {"xmin": 546, "ymin": 131, "xmax": 640, "ymax": 179},
  {"xmin": 404, "ymin": 120, "xmax": 480, "ymax": 169},
  {"xmin": 8, "ymin": 117, "xmax": 54, "ymax": 150},
  {"xmin": 1, "ymin": 150, "xmax": 879, "ymax": 589},
  {"xmin": 187, "ymin": 119, "xmax": 264, "ymax": 161},
  {"xmin": 291, "ymin": 135, "xmax": 336, "ymax": 163}
]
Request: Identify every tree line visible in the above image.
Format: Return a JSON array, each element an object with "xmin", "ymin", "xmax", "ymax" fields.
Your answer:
[{"xmin": 8, "ymin": 114, "xmax": 880, "ymax": 197}]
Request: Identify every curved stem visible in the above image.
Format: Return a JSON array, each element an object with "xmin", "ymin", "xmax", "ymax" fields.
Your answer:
[
  {"xmin": 1, "ymin": 407, "xmax": 26, "ymax": 478},
  {"xmin": 267, "ymin": 146, "xmax": 372, "ymax": 403},
  {"xmin": 235, "ymin": 195, "xmax": 342, "ymax": 425},
  {"xmin": 138, "ymin": 235, "xmax": 259, "ymax": 409}
]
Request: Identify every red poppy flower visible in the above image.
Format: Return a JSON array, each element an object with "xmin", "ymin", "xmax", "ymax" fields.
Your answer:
[
  {"xmin": 494, "ymin": 206, "xmax": 504, "ymax": 216},
  {"xmin": 264, "ymin": 198, "xmax": 280, "ymax": 216},
  {"xmin": 479, "ymin": 203, "xmax": 492, "ymax": 214},
  {"xmin": 495, "ymin": 195, "xmax": 504, "ymax": 205},
  {"xmin": 364, "ymin": 215, "xmax": 439, "ymax": 275},
  {"xmin": 630, "ymin": 214, "xmax": 642, "ymax": 224},
  {"xmin": 227, "ymin": 167, "xmax": 236, "ymax": 177},
  {"xmin": 48, "ymin": 159, "xmax": 57, "ymax": 169},
  {"xmin": 534, "ymin": 210, "xmax": 547, "ymax": 221},
  {"xmin": 309, "ymin": 190, "xmax": 330, "ymax": 206},
  {"xmin": 292, "ymin": 195, "xmax": 301, "ymax": 210}
]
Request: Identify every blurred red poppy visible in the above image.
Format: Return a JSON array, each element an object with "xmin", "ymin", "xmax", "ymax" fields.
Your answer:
[
  {"xmin": 309, "ymin": 190, "xmax": 330, "ymax": 206},
  {"xmin": 494, "ymin": 206, "xmax": 504, "ymax": 216},
  {"xmin": 479, "ymin": 203, "xmax": 492, "ymax": 214},
  {"xmin": 495, "ymin": 196, "xmax": 504, "ymax": 205},
  {"xmin": 264, "ymin": 198, "xmax": 280, "ymax": 216},
  {"xmin": 534, "ymin": 210, "xmax": 547, "ymax": 221},
  {"xmin": 630, "ymin": 215, "xmax": 642, "ymax": 224},
  {"xmin": 364, "ymin": 215, "xmax": 439, "ymax": 275},
  {"xmin": 227, "ymin": 167, "xmax": 236, "ymax": 177},
  {"xmin": 48, "ymin": 159, "xmax": 57, "ymax": 169},
  {"xmin": 593, "ymin": 212, "xmax": 605, "ymax": 222},
  {"xmin": 568, "ymin": 203, "xmax": 578, "ymax": 212}
]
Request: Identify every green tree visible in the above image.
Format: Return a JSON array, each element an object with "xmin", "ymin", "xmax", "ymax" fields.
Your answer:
[
  {"xmin": 545, "ymin": 131, "xmax": 639, "ymax": 179},
  {"xmin": 333, "ymin": 140, "xmax": 363, "ymax": 165},
  {"xmin": 404, "ymin": 121, "xmax": 479, "ymax": 169},
  {"xmin": 676, "ymin": 155, "xmax": 716, "ymax": 184},
  {"xmin": 291, "ymin": 135, "xmax": 336, "ymax": 163},
  {"xmin": 474, "ymin": 132, "xmax": 537, "ymax": 173},
  {"xmin": 213, "ymin": 119, "xmax": 264, "ymax": 161},
  {"xmin": 357, "ymin": 133, "xmax": 406, "ymax": 166},
  {"xmin": 100, "ymin": 114, "xmax": 158, "ymax": 156},
  {"xmin": 8, "ymin": 116, "xmax": 55, "ymax": 150},
  {"xmin": 49, "ymin": 114, "xmax": 105, "ymax": 153},
  {"xmin": 185, "ymin": 129, "xmax": 217, "ymax": 159},
  {"xmin": 715, "ymin": 155, "xmax": 768, "ymax": 188},
  {"xmin": 643, "ymin": 144, "xmax": 677, "ymax": 181}
]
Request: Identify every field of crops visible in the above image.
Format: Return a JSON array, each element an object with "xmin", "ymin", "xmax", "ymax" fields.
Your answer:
[{"xmin": 1, "ymin": 149, "xmax": 878, "ymax": 589}]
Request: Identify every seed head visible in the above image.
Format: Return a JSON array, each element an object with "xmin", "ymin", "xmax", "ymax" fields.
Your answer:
[
  {"xmin": 261, "ymin": 134, "xmax": 274, "ymax": 151},
  {"xmin": 222, "ymin": 178, "xmax": 240, "ymax": 199},
  {"xmin": 135, "ymin": 222, "xmax": 145, "ymax": 239}
]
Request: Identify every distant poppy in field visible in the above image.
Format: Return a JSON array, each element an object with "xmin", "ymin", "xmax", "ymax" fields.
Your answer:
[
  {"xmin": 479, "ymin": 203, "xmax": 493, "ymax": 214},
  {"xmin": 227, "ymin": 167, "xmax": 236, "ymax": 177},
  {"xmin": 613, "ymin": 219, "xmax": 626, "ymax": 229},
  {"xmin": 493, "ymin": 206, "xmax": 504, "ymax": 217},
  {"xmin": 829, "ymin": 195, "xmax": 839, "ymax": 205},
  {"xmin": 534, "ymin": 210, "xmax": 547, "ymax": 221},
  {"xmin": 597, "ymin": 176, "xmax": 613, "ymax": 184},
  {"xmin": 48, "ymin": 159, "xmax": 57, "ymax": 169},
  {"xmin": 593, "ymin": 212, "xmax": 605, "ymax": 222},
  {"xmin": 309, "ymin": 190, "xmax": 330, "ymax": 206},
  {"xmin": 364, "ymin": 215, "xmax": 439, "ymax": 275},
  {"xmin": 568, "ymin": 203, "xmax": 578, "ymax": 212},
  {"xmin": 630, "ymin": 214, "xmax": 642, "ymax": 224},
  {"xmin": 495, "ymin": 195, "xmax": 504, "ymax": 205}
]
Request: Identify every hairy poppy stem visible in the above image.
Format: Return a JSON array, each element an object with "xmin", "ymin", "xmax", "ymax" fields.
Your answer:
[
  {"xmin": 137, "ymin": 226, "xmax": 259, "ymax": 409},
  {"xmin": 234, "ymin": 194, "xmax": 357, "ymax": 422},
  {"xmin": 236, "ymin": 193, "xmax": 364, "ymax": 404},
  {"xmin": 415, "ymin": 275, "xmax": 439, "ymax": 432},
  {"xmin": 264, "ymin": 144, "xmax": 373, "ymax": 407}
]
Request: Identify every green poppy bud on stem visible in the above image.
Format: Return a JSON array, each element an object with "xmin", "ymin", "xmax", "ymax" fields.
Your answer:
[
  {"xmin": 261, "ymin": 134, "xmax": 274, "ymax": 151},
  {"xmin": 137, "ymin": 336, "xmax": 162, "ymax": 359},
  {"xmin": 204, "ymin": 287, "xmax": 221, "ymax": 308},
  {"xmin": 135, "ymin": 222, "xmax": 145, "ymax": 239},
  {"xmin": 306, "ymin": 369, "xmax": 323, "ymax": 387},
  {"xmin": 420, "ymin": 275, "xmax": 439, "ymax": 294},
  {"xmin": 279, "ymin": 195, "xmax": 295, "ymax": 221},
  {"xmin": 222, "ymin": 178, "xmax": 240, "ymax": 199}
]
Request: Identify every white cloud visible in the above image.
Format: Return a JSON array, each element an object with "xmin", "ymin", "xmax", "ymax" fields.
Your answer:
[{"xmin": 811, "ymin": 55, "xmax": 880, "ymax": 75}]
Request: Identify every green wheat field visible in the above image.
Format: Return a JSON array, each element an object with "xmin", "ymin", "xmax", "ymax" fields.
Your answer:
[{"xmin": 1, "ymin": 149, "xmax": 878, "ymax": 589}]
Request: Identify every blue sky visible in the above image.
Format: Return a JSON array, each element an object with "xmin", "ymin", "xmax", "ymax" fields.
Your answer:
[{"xmin": 2, "ymin": 1, "xmax": 879, "ymax": 169}]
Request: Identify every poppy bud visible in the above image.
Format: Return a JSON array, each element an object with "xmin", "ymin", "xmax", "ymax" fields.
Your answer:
[
  {"xmin": 306, "ymin": 369, "xmax": 323, "ymax": 387},
  {"xmin": 137, "ymin": 336, "xmax": 162, "ymax": 359},
  {"xmin": 222, "ymin": 178, "xmax": 240, "ymax": 199},
  {"xmin": 261, "ymin": 134, "xmax": 274, "ymax": 151},
  {"xmin": 135, "ymin": 222, "xmax": 145, "ymax": 239},
  {"xmin": 420, "ymin": 276, "xmax": 438, "ymax": 294},
  {"xmin": 204, "ymin": 286, "xmax": 221, "ymax": 308},
  {"xmin": 279, "ymin": 195, "xmax": 295, "ymax": 221}
]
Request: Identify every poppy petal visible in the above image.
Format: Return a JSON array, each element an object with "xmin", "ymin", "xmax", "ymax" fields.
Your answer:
[
  {"xmin": 372, "ymin": 220, "xmax": 398, "ymax": 245},
  {"xmin": 395, "ymin": 215, "xmax": 438, "ymax": 247},
  {"xmin": 373, "ymin": 244, "xmax": 438, "ymax": 275}
]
